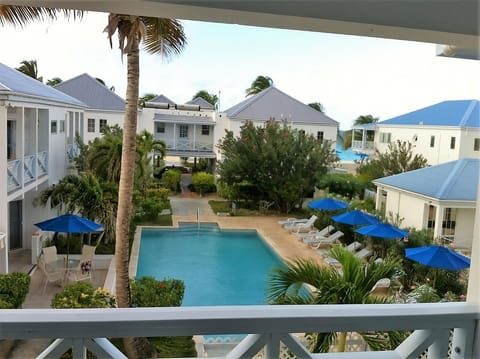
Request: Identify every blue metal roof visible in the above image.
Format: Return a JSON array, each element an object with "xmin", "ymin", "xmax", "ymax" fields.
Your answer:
[
  {"xmin": 379, "ymin": 100, "xmax": 479, "ymax": 128},
  {"xmin": 55, "ymin": 73, "xmax": 125, "ymax": 111},
  {"xmin": 0, "ymin": 62, "xmax": 84, "ymax": 107},
  {"xmin": 373, "ymin": 158, "xmax": 479, "ymax": 201}
]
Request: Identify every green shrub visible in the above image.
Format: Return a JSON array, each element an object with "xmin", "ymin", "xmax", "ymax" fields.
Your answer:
[
  {"xmin": 162, "ymin": 169, "xmax": 182, "ymax": 192},
  {"xmin": 131, "ymin": 276, "xmax": 185, "ymax": 307},
  {"xmin": 51, "ymin": 282, "xmax": 116, "ymax": 308},
  {"xmin": 191, "ymin": 171, "xmax": 216, "ymax": 195},
  {"xmin": 139, "ymin": 188, "xmax": 170, "ymax": 220},
  {"xmin": 0, "ymin": 272, "xmax": 30, "ymax": 308},
  {"xmin": 317, "ymin": 173, "xmax": 368, "ymax": 199}
]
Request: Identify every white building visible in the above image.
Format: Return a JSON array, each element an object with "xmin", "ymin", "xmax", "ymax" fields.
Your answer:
[
  {"xmin": 0, "ymin": 63, "xmax": 86, "ymax": 274},
  {"xmin": 373, "ymin": 158, "xmax": 478, "ymax": 249},
  {"xmin": 352, "ymin": 100, "xmax": 480, "ymax": 165}
]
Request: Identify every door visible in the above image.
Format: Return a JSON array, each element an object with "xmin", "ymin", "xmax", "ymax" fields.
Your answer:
[{"xmin": 9, "ymin": 201, "xmax": 22, "ymax": 250}]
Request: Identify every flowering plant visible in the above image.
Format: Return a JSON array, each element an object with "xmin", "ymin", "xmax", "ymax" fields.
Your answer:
[{"xmin": 51, "ymin": 282, "xmax": 116, "ymax": 308}]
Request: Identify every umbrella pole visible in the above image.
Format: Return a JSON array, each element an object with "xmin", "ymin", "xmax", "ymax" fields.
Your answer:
[{"xmin": 66, "ymin": 234, "xmax": 69, "ymax": 265}]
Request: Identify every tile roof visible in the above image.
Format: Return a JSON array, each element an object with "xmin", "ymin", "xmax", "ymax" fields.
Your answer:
[
  {"xmin": 187, "ymin": 97, "xmax": 215, "ymax": 109},
  {"xmin": 379, "ymin": 100, "xmax": 479, "ymax": 128},
  {"xmin": 225, "ymin": 87, "xmax": 338, "ymax": 126},
  {"xmin": 54, "ymin": 73, "xmax": 125, "ymax": 111},
  {"xmin": 373, "ymin": 158, "xmax": 479, "ymax": 201},
  {"xmin": 0, "ymin": 62, "xmax": 84, "ymax": 107}
]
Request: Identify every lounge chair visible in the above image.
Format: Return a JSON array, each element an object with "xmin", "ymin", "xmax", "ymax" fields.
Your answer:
[
  {"xmin": 369, "ymin": 278, "xmax": 392, "ymax": 296},
  {"xmin": 278, "ymin": 217, "xmax": 309, "ymax": 227},
  {"xmin": 346, "ymin": 241, "xmax": 362, "ymax": 252},
  {"xmin": 304, "ymin": 231, "xmax": 344, "ymax": 249},
  {"xmin": 354, "ymin": 248, "xmax": 373, "ymax": 260},
  {"xmin": 285, "ymin": 215, "xmax": 318, "ymax": 233},
  {"xmin": 295, "ymin": 225, "xmax": 335, "ymax": 239}
]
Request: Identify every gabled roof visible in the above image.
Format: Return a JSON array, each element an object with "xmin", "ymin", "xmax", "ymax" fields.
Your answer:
[
  {"xmin": 379, "ymin": 100, "xmax": 479, "ymax": 128},
  {"xmin": 373, "ymin": 158, "xmax": 479, "ymax": 201},
  {"xmin": 150, "ymin": 94, "xmax": 175, "ymax": 104},
  {"xmin": 187, "ymin": 97, "xmax": 215, "ymax": 109},
  {"xmin": 225, "ymin": 87, "xmax": 338, "ymax": 126},
  {"xmin": 0, "ymin": 62, "xmax": 84, "ymax": 107},
  {"xmin": 54, "ymin": 73, "xmax": 125, "ymax": 111}
]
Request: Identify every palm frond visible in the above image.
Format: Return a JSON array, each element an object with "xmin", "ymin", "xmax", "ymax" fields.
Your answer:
[
  {"xmin": 0, "ymin": 6, "xmax": 83, "ymax": 28},
  {"xmin": 141, "ymin": 17, "xmax": 186, "ymax": 57}
]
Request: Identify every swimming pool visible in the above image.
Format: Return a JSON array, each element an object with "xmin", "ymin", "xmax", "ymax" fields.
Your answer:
[{"xmin": 136, "ymin": 223, "xmax": 283, "ymax": 306}]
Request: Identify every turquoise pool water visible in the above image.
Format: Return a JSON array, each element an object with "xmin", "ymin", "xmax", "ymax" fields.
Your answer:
[
  {"xmin": 137, "ymin": 223, "xmax": 283, "ymax": 306},
  {"xmin": 336, "ymin": 143, "xmax": 362, "ymax": 162}
]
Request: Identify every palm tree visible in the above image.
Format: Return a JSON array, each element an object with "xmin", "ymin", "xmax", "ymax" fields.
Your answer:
[
  {"xmin": 0, "ymin": 6, "xmax": 83, "ymax": 27},
  {"xmin": 245, "ymin": 75, "xmax": 273, "ymax": 96},
  {"xmin": 138, "ymin": 92, "xmax": 157, "ymax": 107},
  {"xmin": 135, "ymin": 129, "xmax": 166, "ymax": 196},
  {"xmin": 308, "ymin": 102, "xmax": 325, "ymax": 113},
  {"xmin": 268, "ymin": 246, "xmax": 405, "ymax": 352},
  {"xmin": 46, "ymin": 77, "xmax": 63, "ymax": 86},
  {"xmin": 192, "ymin": 90, "xmax": 218, "ymax": 106},
  {"xmin": 15, "ymin": 59, "xmax": 43, "ymax": 82},
  {"xmin": 354, "ymin": 114, "xmax": 379, "ymax": 125},
  {"xmin": 87, "ymin": 126, "xmax": 124, "ymax": 183},
  {"xmin": 105, "ymin": 14, "xmax": 186, "ymax": 358}
]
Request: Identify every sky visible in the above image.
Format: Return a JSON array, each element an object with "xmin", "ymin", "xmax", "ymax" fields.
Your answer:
[{"xmin": 0, "ymin": 11, "xmax": 478, "ymax": 130}]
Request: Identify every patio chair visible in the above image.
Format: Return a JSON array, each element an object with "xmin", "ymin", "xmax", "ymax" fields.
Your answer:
[
  {"xmin": 278, "ymin": 217, "xmax": 309, "ymax": 227},
  {"xmin": 295, "ymin": 225, "xmax": 335, "ymax": 240},
  {"xmin": 354, "ymin": 248, "xmax": 373, "ymax": 260},
  {"xmin": 369, "ymin": 278, "xmax": 392, "ymax": 296},
  {"xmin": 346, "ymin": 241, "xmax": 362, "ymax": 252},
  {"xmin": 42, "ymin": 246, "xmax": 58, "ymax": 264},
  {"xmin": 285, "ymin": 215, "xmax": 318, "ymax": 233},
  {"xmin": 37, "ymin": 255, "xmax": 64, "ymax": 294},
  {"xmin": 304, "ymin": 231, "xmax": 344, "ymax": 249},
  {"xmin": 68, "ymin": 244, "xmax": 96, "ymax": 282}
]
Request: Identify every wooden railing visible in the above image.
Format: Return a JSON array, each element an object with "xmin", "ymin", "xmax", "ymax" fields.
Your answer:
[{"xmin": 1, "ymin": 302, "xmax": 478, "ymax": 358}]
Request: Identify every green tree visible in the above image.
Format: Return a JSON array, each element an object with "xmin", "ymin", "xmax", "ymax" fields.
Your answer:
[
  {"xmin": 354, "ymin": 114, "xmax": 379, "ymax": 125},
  {"xmin": 192, "ymin": 90, "xmax": 218, "ymax": 106},
  {"xmin": 192, "ymin": 171, "xmax": 216, "ymax": 196},
  {"xmin": 217, "ymin": 120, "xmax": 337, "ymax": 213},
  {"xmin": 46, "ymin": 77, "xmax": 62, "ymax": 86},
  {"xmin": 15, "ymin": 59, "xmax": 43, "ymax": 82},
  {"xmin": 138, "ymin": 92, "xmax": 157, "ymax": 107},
  {"xmin": 245, "ymin": 75, "xmax": 273, "ymax": 96},
  {"xmin": 105, "ymin": 14, "xmax": 186, "ymax": 358},
  {"xmin": 268, "ymin": 246, "xmax": 405, "ymax": 352},
  {"xmin": 135, "ymin": 129, "xmax": 166, "ymax": 196},
  {"xmin": 308, "ymin": 102, "xmax": 325, "ymax": 113},
  {"xmin": 358, "ymin": 140, "xmax": 428, "ymax": 181},
  {"xmin": 0, "ymin": 6, "xmax": 82, "ymax": 27}
]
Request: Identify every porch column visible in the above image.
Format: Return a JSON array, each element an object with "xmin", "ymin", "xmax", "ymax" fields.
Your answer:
[
  {"xmin": 193, "ymin": 124, "xmax": 196, "ymax": 151},
  {"xmin": 0, "ymin": 104, "xmax": 9, "ymax": 273},
  {"xmin": 362, "ymin": 128, "xmax": 366, "ymax": 149},
  {"xmin": 467, "ymin": 182, "xmax": 480, "ymax": 301},
  {"xmin": 433, "ymin": 205, "xmax": 444, "ymax": 241}
]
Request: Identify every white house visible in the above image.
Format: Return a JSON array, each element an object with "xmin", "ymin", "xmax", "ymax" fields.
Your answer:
[
  {"xmin": 54, "ymin": 73, "xmax": 126, "ymax": 144},
  {"xmin": 352, "ymin": 100, "xmax": 480, "ymax": 166},
  {"xmin": 373, "ymin": 158, "xmax": 479, "ymax": 249},
  {"xmin": 0, "ymin": 62, "xmax": 86, "ymax": 274}
]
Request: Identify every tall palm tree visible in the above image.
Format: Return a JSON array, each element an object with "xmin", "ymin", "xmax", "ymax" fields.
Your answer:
[
  {"xmin": 15, "ymin": 59, "xmax": 43, "ymax": 82},
  {"xmin": 354, "ymin": 114, "xmax": 379, "ymax": 125},
  {"xmin": 308, "ymin": 101, "xmax": 325, "ymax": 113},
  {"xmin": 0, "ymin": 6, "xmax": 83, "ymax": 27},
  {"xmin": 192, "ymin": 89, "xmax": 218, "ymax": 106},
  {"xmin": 135, "ymin": 129, "xmax": 166, "ymax": 196},
  {"xmin": 105, "ymin": 14, "xmax": 186, "ymax": 358},
  {"xmin": 46, "ymin": 77, "xmax": 63, "ymax": 86},
  {"xmin": 138, "ymin": 92, "xmax": 157, "ymax": 107},
  {"xmin": 268, "ymin": 246, "xmax": 405, "ymax": 352},
  {"xmin": 245, "ymin": 75, "xmax": 273, "ymax": 96}
]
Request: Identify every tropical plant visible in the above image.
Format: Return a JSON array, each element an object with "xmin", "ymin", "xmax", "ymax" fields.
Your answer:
[
  {"xmin": 245, "ymin": 75, "xmax": 273, "ymax": 96},
  {"xmin": 0, "ymin": 6, "xmax": 83, "ymax": 28},
  {"xmin": 87, "ymin": 126, "xmax": 124, "ymax": 182},
  {"xmin": 0, "ymin": 272, "xmax": 30, "ymax": 308},
  {"xmin": 217, "ymin": 120, "xmax": 337, "ymax": 213},
  {"xmin": 191, "ymin": 90, "xmax": 218, "ymax": 106},
  {"xmin": 104, "ymin": 14, "xmax": 186, "ymax": 358},
  {"xmin": 138, "ymin": 92, "xmax": 157, "ymax": 107},
  {"xmin": 354, "ymin": 114, "xmax": 379, "ymax": 125},
  {"xmin": 268, "ymin": 246, "xmax": 405, "ymax": 352},
  {"xmin": 357, "ymin": 140, "xmax": 428, "ymax": 181},
  {"xmin": 135, "ymin": 129, "xmax": 166, "ymax": 196},
  {"xmin": 15, "ymin": 59, "xmax": 43, "ymax": 82},
  {"xmin": 316, "ymin": 172, "xmax": 368, "ymax": 199},
  {"xmin": 308, "ymin": 102, "xmax": 325, "ymax": 113},
  {"xmin": 191, "ymin": 171, "xmax": 216, "ymax": 195},
  {"xmin": 46, "ymin": 77, "xmax": 63, "ymax": 86},
  {"xmin": 51, "ymin": 282, "xmax": 116, "ymax": 308}
]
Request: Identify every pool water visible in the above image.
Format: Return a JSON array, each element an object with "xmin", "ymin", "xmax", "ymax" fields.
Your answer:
[
  {"xmin": 336, "ymin": 143, "xmax": 362, "ymax": 162},
  {"xmin": 137, "ymin": 223, "xmax": 283, "ymax": 306}
]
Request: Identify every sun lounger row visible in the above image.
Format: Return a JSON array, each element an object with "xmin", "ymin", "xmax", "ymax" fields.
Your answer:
[
  {"xmin": 284, "ymin": 215, "xmax": 318, "ymax": 233},
  {"xmin": 303, "ymin": 230, "xmax": 344, "ymax": 249}
]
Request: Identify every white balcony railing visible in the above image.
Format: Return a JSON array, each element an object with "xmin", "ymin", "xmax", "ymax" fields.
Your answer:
[
  {"xmin": 162, "ymin": 138, "xmax": 214, "ymax": 152},
  {"xmin": 7, "ymin": 152, "xmax": 49, "ymax": 192},
  {"xmin": 1, "ymin": 303, "xmax": 478, "ymax": 358},
  {"xmin": 352, "ymin": 140, "xmax": 375, "ymax": 151}
]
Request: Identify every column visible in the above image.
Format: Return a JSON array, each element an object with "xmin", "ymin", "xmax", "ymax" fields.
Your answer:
[{"xmin": 0, "ymin": 104, "xmax": 9, "ymax": 273}]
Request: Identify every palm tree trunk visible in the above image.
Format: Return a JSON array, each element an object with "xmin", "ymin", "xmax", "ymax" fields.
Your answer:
[{"xmin": 337, "ymin": 332, "xmax": 347, "ymax": 352}]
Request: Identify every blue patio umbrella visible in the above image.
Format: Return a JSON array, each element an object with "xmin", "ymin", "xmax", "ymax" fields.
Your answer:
[
  {"xmin": 35, "ymin": 214, "xmax": 103, "ymax": 262},
  {"xmin": 308, "ymin": 198, "xmax": 349, "ymax": 211},
  {"xmin": 332, "ymin": 210, "xmax": 379, "ymax": 226},
  {"xmin": 405, "ymin": 245, "xmax": 470, "ymax": 271},
  {"xmin": 355, "ymin": 223, "xmax": 408, "ymax": 239}
]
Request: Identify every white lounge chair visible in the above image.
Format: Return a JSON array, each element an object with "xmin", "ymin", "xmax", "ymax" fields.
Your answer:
[
  {"xmin": 346, "ymin": 241, "xmax": 362, "ymax": 252},
  {"xmin": 278, "ymin": 217, "xmax": 309, "ymax": 227},
  {"xmin": 370, "ymin": 278, "xmax": 392, "ymax": 296},
  {"xmin": 304, "ymin": 231, "xmax": 344, "ymax": 249},
  {"xmin": 285, "ymin": 215, "xmax": 318, "ymax": 233},
  {"xmin": 295, "ymin": 225, "xmax": 335, "ymax": 239},
  {"xmin": 355, "ymin": 248, "xmax": 373, "ymax": 260}
]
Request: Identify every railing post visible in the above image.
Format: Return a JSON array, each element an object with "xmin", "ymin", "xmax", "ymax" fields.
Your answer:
[
  {"xmin": 264, "ymin": 333, "xmax": 281, "ymax": 358},
  {"xmin": 451, "ymin": 325, "xmax": 476, "ymax": 359}
]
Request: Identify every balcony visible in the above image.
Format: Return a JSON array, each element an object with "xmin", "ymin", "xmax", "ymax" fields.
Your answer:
[
  {"xmin": 352, "ymin": 140, "xmax": 375, "ymax": 152},
  {"xmin": 1, "ymin": 302, "xmax": 478, "ymax": 358},
  {"xmin": 162, "ymin": 139, "xmax": 216, "ymax": 158},
  {"xmin": 7, "ymin": 151, "xmax": 48, "ymax": 193}
]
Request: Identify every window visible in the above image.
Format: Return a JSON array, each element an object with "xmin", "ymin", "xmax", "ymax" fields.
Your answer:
[
  {"xmin": 379, "ymin": 132, "xmax": 391, "ymax": 143},
  {"xmin": 201, "ymin": 125, "xmax": 210, "ymax": 136},
  {"xmin": 99, "ymin": 119, "xmax": 107, "ymax": 133},
  {"xmin": 474, "ymin": 138, "xmax": 480, "ymax": 151},
  {"xmin": 50, "ymin": 120, "xmax": 57, "ymax": 134},
  {"xmin": 59, "ymin": 120, "xmax": 65, "ymax": 133},
  {"xmin": 317, "ymin": 131, "xmax": 324, "ymax": 142},
  {"xmin": 156, "ymin": 123, "xmax": 165, "ymax": 133},
  {"xmin": 430, "ymin": 135, "xmax": 435, "ymax": 148},
  {"xmin": 450, "ymin": 136, "xmax": 456, "ymax": 149},
  {"xmin": 179, "ymin": 125, "xmax": 188, "ymax": 138},
  {"xmin": 87, "ymin": 118, "xmax": 95, "ymax": 132}
]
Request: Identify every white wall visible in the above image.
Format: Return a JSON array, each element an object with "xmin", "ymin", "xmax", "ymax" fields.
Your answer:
[
  {"xmin": 455, "ymin": 208, "xmax": 476, "ymax": 248},
  {"xmin": 383, "ymin": 188, "xmax": 426, "ymax": 229},
  {"xmin": 83, "ymin": 110, "xmax": 125, "ymax": 143},
  {"xmin": 459, "ymin": 129, "xmax": 480, "ymax": 159}
]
